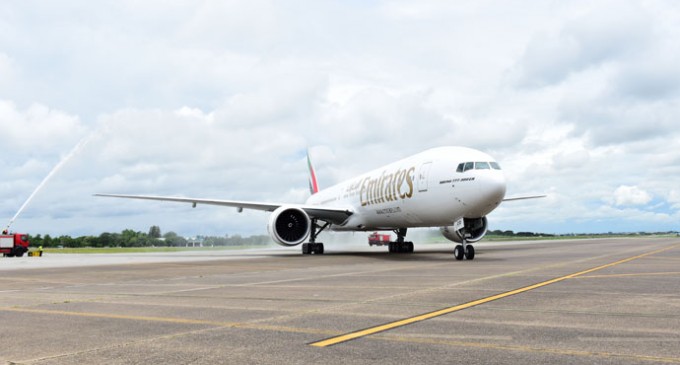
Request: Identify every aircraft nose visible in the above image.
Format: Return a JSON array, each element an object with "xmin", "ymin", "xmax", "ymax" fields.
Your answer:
[
  {"xmin": 467, "ymin": 170, "xmax": 506, "ymax": 217},
  {"xmin": 486, "ymin": 171, "xmax": 507, "ymax": 203}
]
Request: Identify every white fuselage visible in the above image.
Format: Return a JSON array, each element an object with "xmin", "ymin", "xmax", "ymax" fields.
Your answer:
[{"xmin": 305, "ymin": 147, "xmax": 507, "ymax": 231}]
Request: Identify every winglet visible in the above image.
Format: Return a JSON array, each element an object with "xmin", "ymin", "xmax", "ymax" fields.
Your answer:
[{"xmin": 307, "ymin": 150, "xmax": 319, "ymax": 195}]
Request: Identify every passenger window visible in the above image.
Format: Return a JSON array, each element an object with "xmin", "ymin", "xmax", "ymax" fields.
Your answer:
[
  {"xmin": 490, "ymin": 162, "xmax": 501, "ymax": 170},
  {"xmin": 463, "ymin": 162, "xmax": 474, "ymax": 172},
  {"xmin": 456, "ymin": 163, "xmax": 464, "ymax": 173},
  {"xmin": 475, "ymin": 162, "xmax": 490, "ymax": 169}
]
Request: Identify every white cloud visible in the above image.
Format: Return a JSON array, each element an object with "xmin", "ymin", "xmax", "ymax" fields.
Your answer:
[
  {"xmin": 2, "ymin": 1, "xmax": 680, "ymax": 236},
  {"xmin": 612, "ymin": 185, "xmax": 653, "ymax": 207},
  {"xmin": 512, "ymin": 1, "xmax": 652, "ymax": 88},
  {"xmin": 669, "ymin": 191, "xmax": 680, "ymax": 209},
  {"xmin": 0, "ymin": 53, "xmax": 14, "ymax": 83},
  {"xmin": 0, "ymin": 101, "xmax": 87, "ymax": 153}
]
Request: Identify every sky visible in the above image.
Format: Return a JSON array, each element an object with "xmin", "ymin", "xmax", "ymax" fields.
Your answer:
[{"xmin": 1, "ymin": 1, "xmax": 680, "ymax": 238}]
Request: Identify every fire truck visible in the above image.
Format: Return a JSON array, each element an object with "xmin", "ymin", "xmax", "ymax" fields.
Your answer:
[
  {"xmin": 368, "ymin": 232, "xmax": 391, "ymax": 246},
  {"xmin": 1, "ymin": 233, "xmax": 30, "ymax": 257}
]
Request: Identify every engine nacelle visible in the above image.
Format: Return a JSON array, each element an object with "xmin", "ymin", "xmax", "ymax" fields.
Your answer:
[
  {"xmin": 267, "ymin": 206, "xmax": 311, "ymax": 247},
  {"xmin": 440, "ymin": 217, "xmax": 488, "ymax": 243}
]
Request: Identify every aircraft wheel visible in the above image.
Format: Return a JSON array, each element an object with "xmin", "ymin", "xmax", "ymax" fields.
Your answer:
[
  {"xmin": 407, "ymin": 242, "xmax": 414, "ymax": 253},
  {"xmin": 315, "ymin": 243, "xmax": 324, "ymax": 255},
  {"xmin": 401, "ymin": 242, "xmax": 409, "ymax": 253},
  {"xmin": 465, "ymin": 245, "xmax": 475, "ymax": 260},
  {"xmin": 453, "ymin": 245, "xmax": 464, "ymax": 260},
  {"xmin": 301, "ymin": 243, "xmax": 311, "ymax": 255}
]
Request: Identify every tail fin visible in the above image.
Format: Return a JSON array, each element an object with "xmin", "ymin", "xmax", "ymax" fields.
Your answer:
[{"xmin": 307, "ymin": 150, "xmax": 319, "ymax": 195}]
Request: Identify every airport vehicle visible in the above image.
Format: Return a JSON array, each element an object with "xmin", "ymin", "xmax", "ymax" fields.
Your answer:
[
  {"xmin": 96, "ymin": 146, "xmax": 543, "ymax": 260},
  {"xmin": 1, "ymin": 233, "xmax": 30, "ymax": 257},
  {"xmin": 368, "ymin": 232, "xmax": 391, "ymax": 246}
]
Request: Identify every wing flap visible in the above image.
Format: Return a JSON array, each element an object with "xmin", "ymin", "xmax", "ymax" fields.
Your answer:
[
  {"xmin": 94, "ymin": 193, "xmax": 353, "ymax": 224},
  {"xmin": 94, "ymin": 193, "xmax": 282, "ymax": 211}
]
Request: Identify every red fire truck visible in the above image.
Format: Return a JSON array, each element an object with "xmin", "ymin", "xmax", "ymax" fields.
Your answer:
[
  {"xmin": 368, "ymin": 232, "xmax": 391, "ymax": 246},
  {"xmin": 1, "ymin": 233, "xmax": 30, "ymax": 257}
]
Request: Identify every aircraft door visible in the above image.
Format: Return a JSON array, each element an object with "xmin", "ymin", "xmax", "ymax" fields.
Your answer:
[{"xmin": 417, "ymin": 162, "xmax": 432, "ymax": 192}]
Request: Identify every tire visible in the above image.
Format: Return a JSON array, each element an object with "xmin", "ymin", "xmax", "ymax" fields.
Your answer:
[
  {"xmin": 465, "ymin": 245, "xmax": 475, "ymax": 260},
  {"xmin": 407, "ymin": 242, "xmax": 414, "ymax": 253},
  {"xmin": 315, "ymin": 244, "xmax": 324, "ymax": 255},
  {"xmin": 453, "ymin": 245, "xmax": 464, "ymax": 260},
  {"xmin": 302, "ymin": 243, "xmax": 311, "ymax": 255}
]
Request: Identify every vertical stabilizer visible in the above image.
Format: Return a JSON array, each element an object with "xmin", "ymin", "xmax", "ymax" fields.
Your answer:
[{"xmin": 307, "ymin": 150, "xmax": 319, "ymax": 195}]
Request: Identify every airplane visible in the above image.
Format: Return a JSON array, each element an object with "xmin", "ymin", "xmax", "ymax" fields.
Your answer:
[{"xmin": 96, "ymin": 146, "xmax": 544, "ymax": 260}]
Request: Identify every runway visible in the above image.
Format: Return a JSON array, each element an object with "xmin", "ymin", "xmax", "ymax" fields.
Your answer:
[{"xmin": 1, "ymin": 237, "xmax": 679, "ymax": 364}]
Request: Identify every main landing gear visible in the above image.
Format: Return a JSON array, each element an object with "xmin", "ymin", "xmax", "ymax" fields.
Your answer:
[
  {"xmin": 302, "ymin": 219, "xmax": 329, "ymax": 255},
  {"xmin": 453, "ymin": 229, "xmax": 475, "ymax": 261},
  {"xmin": 388, "ymin": 228, "xmax": 414, "ymax": 254}
]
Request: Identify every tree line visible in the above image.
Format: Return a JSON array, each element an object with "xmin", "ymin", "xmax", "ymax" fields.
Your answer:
[
  {"xmin": 487, "ymin": 230, "xmax": 556, "ymax": 237},
  {"xmin": 28, "ymin": 225, "xmax": 273, "ymax": 248}
]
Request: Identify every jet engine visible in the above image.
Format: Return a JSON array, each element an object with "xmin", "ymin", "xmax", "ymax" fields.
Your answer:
[
  {"xmin": 267, "ymin": 206, "xmax": 311, "ymax": 246},
  {"xmin": 440, "ymin": 217, "xmax": 488, "ymax": 243}
]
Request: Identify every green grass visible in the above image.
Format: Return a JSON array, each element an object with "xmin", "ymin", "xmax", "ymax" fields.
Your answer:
[
  {"xmin": 483, "ymin": 233, "xmax": 678, "ymax": 242},
  {"xmin": 43, "ymin": 245, "xmax": 274, "ymax": 254},
  {"xmin": 38, "ymin": 233, "xmax": 679, "ymax": 253},
  {"xmin": 421, "ymin": 233, "xmax": 678, "ymax": 244},
  {"xmin": 482, "ymin": 235, "xmax": 591, "ymax": 242}
]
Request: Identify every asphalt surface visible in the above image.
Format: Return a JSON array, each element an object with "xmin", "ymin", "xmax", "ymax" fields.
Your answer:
[{"xmin": 1, "ymin": 237, "xmax": 679, "ymax": 364}]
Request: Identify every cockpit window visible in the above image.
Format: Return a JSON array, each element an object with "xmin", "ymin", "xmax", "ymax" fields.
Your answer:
[
  {"xmin": 458, "ymin": 161, "xmax": 502, "ymax": 172},
  {"xmin": 475, "ymin": 162, "xmax": 490, "ymax": 170}
]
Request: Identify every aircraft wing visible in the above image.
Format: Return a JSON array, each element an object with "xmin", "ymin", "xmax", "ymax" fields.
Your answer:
[
  {"xmin": 503, "ymin": 194, "xmax": 547, "ymax": 202},
  {"xmin": 94, "ymin": 193, "xmax": 353, "ymax": 225}
]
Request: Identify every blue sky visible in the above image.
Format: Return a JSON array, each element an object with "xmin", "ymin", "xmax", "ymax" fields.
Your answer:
[{"xmin": 1, "ymin": 1, "xmax": 680, "ymax": 237}]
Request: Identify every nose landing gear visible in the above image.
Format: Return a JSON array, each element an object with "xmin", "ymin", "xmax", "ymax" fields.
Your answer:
[{"xmin": 454, "ymin": 229, "xmax": 475, "ymax": 260}]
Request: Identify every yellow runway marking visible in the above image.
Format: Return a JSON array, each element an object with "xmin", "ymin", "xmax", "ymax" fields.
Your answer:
[
  {"xmin": 577, "ymin": 271, "xmax": 680, "ymax": 279},
  {"xmin": 0, "ymin": 306, "xmax": 339, "ymax": 337},
  {"xmin": 310, "ymin": 244, "xmax": 680, "ymax": 347},
  {"xmin": 0, "ymin": 307, "xmax": 240, "ymax": 327},
  {"xmin": 3, "ymin": 307, "xmax": 678, "ymax": 364}
]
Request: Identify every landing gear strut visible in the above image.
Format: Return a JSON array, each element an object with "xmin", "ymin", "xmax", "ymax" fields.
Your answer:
[
  {"xmin": 454, "ymin": 228, "xmax": 475, "ymax": 260},
  {"xmin": 302, "ymin": 219, "xmax": 329, "ymax": 255},
  {"xmin": 388, "ymin": 228, "xmax": 414, "ymax": 254}
]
